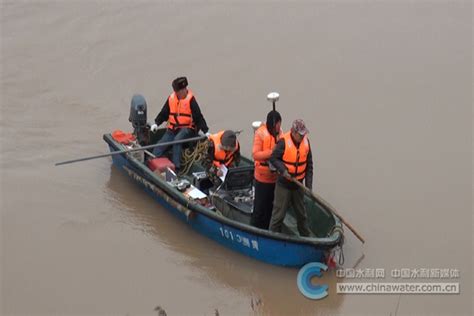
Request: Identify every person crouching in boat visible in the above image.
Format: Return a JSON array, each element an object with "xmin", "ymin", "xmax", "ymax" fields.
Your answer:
[
  {"xmin": 250, "ymin": 110, "xmax": 283, "ymax": 229},
  {"xmin": 150, "ymin": 77, "xmax": 209, "ymax": 172},
  {"xmin": 269, "ymin": 119, "xmax": 313, "ymax": 237},
  {"xmin": 203, "ymin": 130, "xmax": 241, "ymax": 186}
]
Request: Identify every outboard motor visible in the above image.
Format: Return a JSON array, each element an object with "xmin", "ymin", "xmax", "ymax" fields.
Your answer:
[{"xmin": 129, "ymin": 94, "xmax": 149, "ymax": 145}]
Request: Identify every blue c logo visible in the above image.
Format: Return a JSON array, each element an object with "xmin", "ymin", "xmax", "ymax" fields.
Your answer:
[{"xmin": 297, "ymin": 262, "xmax": 329, "ymax": 300}]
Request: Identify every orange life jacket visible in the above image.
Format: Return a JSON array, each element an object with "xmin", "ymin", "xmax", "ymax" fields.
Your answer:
[
  {"xmin": 254, "ymin": 124, "xmax": 281, "ymax": 183},
  {"xmin": 167, "ymin": 89, "xmax": 195, "ymax": 130},
  {"xmin": 282, "ymin": 132, "xmax": 309, "ymax": 180},
  {"xmin": 210, "ymin": 130, "xmax": 239, "ymax": 167}
]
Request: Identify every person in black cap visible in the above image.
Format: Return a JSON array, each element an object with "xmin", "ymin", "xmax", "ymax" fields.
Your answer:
[
  {"xmin": 203, "ymin": 130, "xmax": 241, "ymax": 186},
  {"xmin": 250, "ymin": 110, "xmax": 283, "ymax": 229},
  {"xmin": 150, "ymin": 77, "xmax": 209, "ymax": 171}
]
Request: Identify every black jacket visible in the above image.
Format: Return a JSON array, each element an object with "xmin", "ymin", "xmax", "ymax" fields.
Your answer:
[
  {"xmin": 154, "ymin": 96, "xmax": 209, "ymax": 133},
  {"xmin": 269, "ymin": 137, "xmax": 313, "ymax": 190}
]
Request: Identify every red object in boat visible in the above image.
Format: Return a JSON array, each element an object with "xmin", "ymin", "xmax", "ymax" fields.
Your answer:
[
  {"xmin": 326, "ymin": 253, "xmax": 337, "ymax": 270},
  {"xmin": 112, "ymin": 130, "xmax": 136, "ymax": 144},
  {"xmin": 148, "ymin": 157, "xmax": 175, "ymax": 173}
]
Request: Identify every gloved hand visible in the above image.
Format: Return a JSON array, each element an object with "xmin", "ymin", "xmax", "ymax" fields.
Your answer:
[
  {"xmin": 199, "ymin": 130, "xmax": 211, "ymax": 138},
  {"xmin": 282, "ymin": 170, "xmax": 291, "ymax": 180},
  {"xmin": 150, "ymin": 124, "xmax": 158, "ymax": 133}
]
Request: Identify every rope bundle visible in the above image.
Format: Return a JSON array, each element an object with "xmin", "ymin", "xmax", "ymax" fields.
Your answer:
[{"xmin": 179, "ymin": 139, "xmax": 209, "ymax": 176}]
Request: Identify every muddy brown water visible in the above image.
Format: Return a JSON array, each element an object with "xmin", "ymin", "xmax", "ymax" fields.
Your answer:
[{"xmin": 1, "ymin": 1, "xmax": 472, "ymax": 315}]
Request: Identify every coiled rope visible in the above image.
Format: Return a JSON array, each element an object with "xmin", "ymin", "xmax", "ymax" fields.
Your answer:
[{"xmin": 179, "ymin": 139, "xmax": 209, "ymax": 176}]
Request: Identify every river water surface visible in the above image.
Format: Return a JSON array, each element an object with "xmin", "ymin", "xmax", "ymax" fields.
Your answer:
[{"xmin": 1, "ymin": 1, "xmax": 472, "ymax": 315}]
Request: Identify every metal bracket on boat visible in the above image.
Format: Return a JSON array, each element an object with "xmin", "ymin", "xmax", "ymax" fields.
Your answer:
[
  {"xmin": 186, "ymin": 210, "xmax": 196, "ymax": 221},
  {"xmin": 123, "ymin": 165, "xmax": 195, "ymax": 220},
  {"xmin": 328, "ymin": 225, "xmax": 345, "ymax": 266}
]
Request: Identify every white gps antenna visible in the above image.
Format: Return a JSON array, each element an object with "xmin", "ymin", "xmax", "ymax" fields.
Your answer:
[
  {"xmin": 252, "ymin": 121, "xmax": 262, "ymax": 131},
  {"xmin": 266, "ymin": 92, "xmax": 280, "ymax": 111},
  {"xmin": 252, "ymin": 92, "xmax": 280, "ymax": 132}
]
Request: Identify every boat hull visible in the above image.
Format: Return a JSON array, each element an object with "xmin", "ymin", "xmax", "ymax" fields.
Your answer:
[{"xmin": 106, "ymin": 137, "xmax": 339, "ymax": 267}]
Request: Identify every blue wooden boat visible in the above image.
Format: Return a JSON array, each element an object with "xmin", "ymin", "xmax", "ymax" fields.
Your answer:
[{"xmin": 103, "ymin": 127, "xmax": 343, "ymax": 267}]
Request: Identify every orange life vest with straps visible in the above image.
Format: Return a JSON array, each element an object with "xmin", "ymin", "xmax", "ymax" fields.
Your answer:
[
  {"xmin": 210, "ymin": 130, "xmax": 240, "ymax": 167},
  {"xmin": 167, "ymin": 89, "xmax": 195, "ymax": 130},
  {"xmin": 254, "ymin": 124, "xmax": 281, "ymax": 183},
  {"xmin": 282, "ymin": 132, "xmax": 309, "ymax": 180}
]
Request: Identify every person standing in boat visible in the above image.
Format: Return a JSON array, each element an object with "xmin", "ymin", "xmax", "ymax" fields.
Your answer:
[
  {"xmin": 250, "ymin": 110, "xmax": 283, "ymax": 229},
  {"xmin": 203, "ymin": 130, "xmax": 241, "ymax": 186},
  {"xmin": 150, "ymin": 77, "xmax": 209, "ymax": 171},
  {"xmin": 269, "ymin": 119, "xmax": 313, "ymax": 237}
]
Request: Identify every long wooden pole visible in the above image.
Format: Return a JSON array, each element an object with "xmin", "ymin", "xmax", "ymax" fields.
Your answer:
[
  {"xmin": 289, "ymin": 177, "xmax": 365, "ymax": 243},
  {"xmin": 55, "ymin": 135, "xmax": 207, "ymax": 166}
]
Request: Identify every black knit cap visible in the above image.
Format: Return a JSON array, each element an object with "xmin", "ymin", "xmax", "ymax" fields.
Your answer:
[
  {"xmin": 221, "ymin": 130, "xmax": 237, "ymax": 149},
  {"xmin": 266, "ymin": 110, "xmax": 282, "ymax": 135},
  {"xmin": 172, "ymin": 77, "xmax": 188, "ymax": 92}
]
